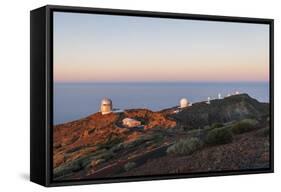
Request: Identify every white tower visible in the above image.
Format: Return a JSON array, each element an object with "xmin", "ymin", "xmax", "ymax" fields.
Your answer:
[
  {"xmin": 206, "ymin": 97, "xmax": 211, "ymax": 104},
  {"xmin": 218, "ymin": 93, "xmax": 222, "ymax": 99},
  {"xmin": 180, "ymin": 98, "xmax": 189, "ymax": 108},
  {"xmin": 100, "ymin": 98, "xmax": 113, "ymax": 115}
]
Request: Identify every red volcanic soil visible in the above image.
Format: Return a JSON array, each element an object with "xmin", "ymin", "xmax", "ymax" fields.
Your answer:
[
  {"xmin": 121, "ymin": 109, "xmax": 176, "ymax": 129},
  {"xmin": 53, "ymin": 112, "xmax": 125, "ymax": 168},
  {"xmin": 53, "ymin": 109, "xmax": 176, "ymax": 169}
]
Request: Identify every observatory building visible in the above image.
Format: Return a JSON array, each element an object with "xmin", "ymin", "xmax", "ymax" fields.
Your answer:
[
  {"xmin": 179, "ymin": 98, "xmax": 189, "ymax": 108},
  {"xmin": 122, "ymin": 118, "xmax": 141, "ymax": 128},
  {"xmin": 206, "ymin": 97, "xmax": 211, "ymax": 104},
  {"xmin": 100, "ymin": 98, "xmax": 113, "ymax": 115}
]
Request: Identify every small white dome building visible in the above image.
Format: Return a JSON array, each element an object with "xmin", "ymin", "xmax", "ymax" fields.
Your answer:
[
  {"xmin": 179, "ymin": 98, "xmax": 189, "ymax": 108},
  {"xmin": 100, "ymin": 98, "xmax": 113, "ymax": 115},
  {"xmin": 122, "ymin": 118, "xmax": 141, "ymax": 128}
]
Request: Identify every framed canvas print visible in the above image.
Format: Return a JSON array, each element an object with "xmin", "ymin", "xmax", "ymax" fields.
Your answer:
[{"xmin": 30, "ymin": 5, "xmax": 274, "ymax": 187}]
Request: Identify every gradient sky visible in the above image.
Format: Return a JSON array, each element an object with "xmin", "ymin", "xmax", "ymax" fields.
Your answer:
[{"xmin": 53, "ymin": 12, "xmax": 270, "ymax": 83}]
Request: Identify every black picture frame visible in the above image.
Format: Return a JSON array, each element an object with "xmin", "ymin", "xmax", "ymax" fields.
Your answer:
[{"xmin": 30, "ymin": 5, "xmax": 274, "ymax": 187}]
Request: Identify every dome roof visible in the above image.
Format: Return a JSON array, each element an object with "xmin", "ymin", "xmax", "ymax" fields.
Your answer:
[
  {"xmin": 100, "ymin": 98, "xmax": 113, "ymax": 115},
  {"xmin": 101, "ymin": 98, "xmax": 112, "ymax": 105},
  {"xmin": 180, "ymin": 98, "xmax": 188, "ymax": 104},
  {"xmin": 180, "ymin": 98, "xmax": 189, "ymax": 108}
]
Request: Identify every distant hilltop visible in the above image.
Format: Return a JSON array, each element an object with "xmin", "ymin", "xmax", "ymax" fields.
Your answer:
[{"xmin": 169, "ymin": 93, "xmax": 269, "ymax": 129}]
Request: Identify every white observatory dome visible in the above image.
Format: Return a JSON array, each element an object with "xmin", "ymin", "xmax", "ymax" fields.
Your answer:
[
  {"xmin": 180, "ymin": 98, "xmax": 189, "ymax": 108},
  {"xmin": 100, "ymin": 98, "xmax": 113, "ymax": 115}
]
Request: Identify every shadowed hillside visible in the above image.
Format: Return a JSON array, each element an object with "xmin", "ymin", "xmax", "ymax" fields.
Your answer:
[{"xmin": 170, "ymin": 94, "xmax": 269, "ymax": 129}]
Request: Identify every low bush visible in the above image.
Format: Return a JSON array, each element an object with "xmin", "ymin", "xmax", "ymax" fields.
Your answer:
[
  {"xmin": 123, "ymin": 136, "xmax": 149, "ymax": 149},
  {"xmin": 231, "ymin": 119, "xmax": 258, "ymax": 134},
  {"xmin": 53, "ymin": 150, "xmax": 114, "ymax": 179},
  {"xmin": 205, "ymin": 127, "xmax": 233, "ymax": 145},
  {"xmin": 203, "ymin": 125, "xmax": 210, "ymax": 129},
  {"xmin": 166, "ymin": 137, "xmax": 202, "ymax": 156},
  {"xmin": 255, "ymin": 127, "xmax": 270, "ymax": 137},
  {"xmin": 94, "ymin": 150, "xmax": 114, "ymax": 161},
  {"xmin": 124, "ymin": 162, "xmax": 136, "ymax": 171},
  {"xmin": 123, "ymin": 133, "xmax": 164, "ymax": 150},
  {"xmin": 53, "ymin": 158, "xmax": 86, "ymax": 178},
  {"xmin": 110, "ymin": 142, "xmax": 124, "ymax": 152},
  {"xmin": 65, "ymin": 146, "xmax": 84, "ymax": 154},
  {"xmin": 211, "ymin": 122, "xmax": 224, "ymax": 129},
  {"xmin": 98, "ymin": 135, "xmax": 123, "ymax": 150}
]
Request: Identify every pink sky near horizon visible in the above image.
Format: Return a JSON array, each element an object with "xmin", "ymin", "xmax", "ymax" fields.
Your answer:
[{"xmin": 54, "ymin": 48, "xmax": 269, "ymax": 83}]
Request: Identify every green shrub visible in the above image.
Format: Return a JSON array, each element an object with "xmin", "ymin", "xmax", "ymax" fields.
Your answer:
[
  {"xmin": 98, "ymin": 135, "xmax": 123, "ymax": 149},
  {"xmin": 110, "ymin": 142, "xmax": 124, "ymax": 152},
  {"xmin": 123, "ymin": 133, "xmax": 164, "ymax": 150},
  {"xmin": 166, "ymin": 137, "xmax": 202, "ymax": 156},
  {"xmin": 123, "ymin": 136, "xmax": 150, "ymax": 149},
  {"xmin": 231, "ymin": 119, "xmax": 258, "ymax": 134},
  {"xmin": 263, "ymin": 140, "xmax": 270, "ymax": 152},
  {"xmin": 211, "ymin": 122, "xmax": 224, "ymax": 129},
  {"xmin": 187, "ymin": 129, "xmax": 201, "ymax": 135},
  {"xmin": 53, "ymin": 150, "xmax": 114, "ymax": 178},
  {"xmin": 53, "ymin": 157, "xmax": 87, "ymax": 178},
  {"xmin": 95, "ymin": 150, "xmax": 114, "ymax": 161},
  {"xmin": 203, "ymin": 125, "xmax": 210, "ymax": 129},
  {"xmin": 124, "ymin": 162, "xmax": 136, "ymax": 171},
  {"xmin": 255, "ymin": 127, "xmax": 270, "ymax": 137},
  {"xmin": 205, "ymin": 127, "xmax": 233, "ymax": 145},
  {"xmin": 66, "ymin": 146, "xmax": 84, "ymax": 154}
]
